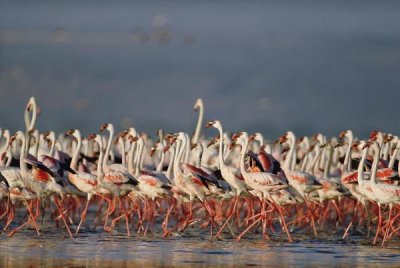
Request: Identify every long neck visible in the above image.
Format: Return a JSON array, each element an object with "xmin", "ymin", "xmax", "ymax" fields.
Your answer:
[
  {"xmin": 97, "ymin": 142, "xmax": 104, "ymax": 182},
  {"xmin": 309, "ymin": 147, "xmax": 321, "ymax": 174},
  {"xmin": 344, "ymin": 134, "xmax": 353, "ymax": 172},
  {"xmin": 103, "ymin": 127, "xmax": 114, "ymax": 167},
  {"xmin": 128, "ymin": 141, "xmax": 136, "ymax": 175},
  {"xmin": 156, "ymin": 149, "xmax": 165, "ymax": 172},
  {"xmin": 194, "ymin": 145, "xmax": 203, "ymax": 168},
  {"xmin": 119, "ymin": 139, "xmax": 126, "ymax": 165},
  {"xmin": 166, "ymin": 145, "xmax": 175, "ymax": 180},
  {"xmin": 370, "ymin": 144, "xmax": 381, "ymax": 185},
  {"xmin": 239, "ymin": 139, "xmax": 250, "ymax": 177},
  {"xmin": 217, "ymin": 126, "xmax": 225, "ymax": 169},
  {"xmin": 223, "ymin": 134, "xmax": 230, "ymax": 163},
  {"xmin": 357, "ymin": 147, "xmax": 368, "ymax": 185},
  {"xmin": 192, "ymin": 103, "xmax": 203, "ymax": 144},
  {"xmin": 19, "ymin": 134, "xmax": 28, "ymax": 174},
  {"xmin": 388, "ymin": 143, "xmax": 399, "ymax": 169},
  {"xmin": 382, "ymin": 142, "xmax": 390, "ymax": 161},
  {"xmin": 283, "ymin": 137, "xmax": 295, "ymax": 170},
  {"xmin": 134, "ymin": 138, "xmax": 145, "ymax": 177},
  {"xmin": 300, "ymin": 153, "xmax": 309, "ymax": 172},
  {"xmin": 0, "ymin": 131, "xmax": 10, "ymax": 155},
  {"xmin": 25, "ymin": 101, "xmax": 37, "ymax": 131},
  {"xmin": 184, "ymin": 134, "xmax": 190, "ymax": 163},
  {"xmin": 70, "ymin": 133, "xmax": 82, "ymax": 171},
  {"xmin": 174, "ymin": 140, "xmax": 186, "ymax": 179},
  {"xmin": 25, "ymin": 103, "xmax": 37, "ymax": 152},
  {"xmin": 34, "ymin": 132, "xmax": 40, "ymax": 158},
  {"xmin": 49, "ymin": 134, "xmax": 55, "ymax": 157},
  {"xmin": 291, "ymin": 148, "xmax": 297, "ymax": 170},
  {"xmin": 140, "ymin": 142, "xmax": 146, "ymax": 171},
  {"xmin": 323, "ymin": 145, "xmax": 333, "ymax": 178}
]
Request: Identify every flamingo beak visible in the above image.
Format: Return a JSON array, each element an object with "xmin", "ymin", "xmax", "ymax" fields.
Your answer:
[
  {"xmin": 205, "ymin": 121, "xmax": 215, "ymax": 128},
  {"xmin": 87, "ymin": 134, "xmax": 96, "ymax": 140},
  {"xmin": 99, "ymin": 123, "xmax": 108, "ymax": 132},
  {"xmin": 150, "ymin": 147, "xmax": 156, "ymax": 157},
  {"xmin": 9, "ymin": 135, "xmax": 16, "ymax": 145},
  {"xmin": 129, "ymin": 136, "xmax": 139, "ymax": 143},
  {"xmin": 339, "ymin": 130, "xmax": 347, "ymax": 139},
  {"xmin": 278, "ymin": 135, "xmax": 287, "ymax": 144}
]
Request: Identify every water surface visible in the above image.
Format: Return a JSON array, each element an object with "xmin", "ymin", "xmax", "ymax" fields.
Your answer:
[{"xmin": 1, "ymin": 228, "xmax": 400, "ymax": 267}]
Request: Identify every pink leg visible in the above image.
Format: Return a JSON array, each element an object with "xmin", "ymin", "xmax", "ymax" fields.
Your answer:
[
  {"xmin": 373, "ymin": 204, "xmax": 382, "ymax": 245},
  {"xmin": 76, "ymin": 197, "xmax": 90, "ymax": 234},
  {"xmin": 215, "ymin": 196, "xmax": 239, "ymax": 238},
  {"xmin": 54, "ymin": 196, "xmax": 73, "ymax": 238}
]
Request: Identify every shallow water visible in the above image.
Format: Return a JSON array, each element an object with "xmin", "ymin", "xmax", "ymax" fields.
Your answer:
[{"xmin": 1, "ymin": 227, "xmax": 400, "ymax": 267}]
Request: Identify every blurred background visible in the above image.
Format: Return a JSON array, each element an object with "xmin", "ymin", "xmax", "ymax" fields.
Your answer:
[{"xmin": 0, "ymin": 1, "xmax": 399, "ymax": 138}]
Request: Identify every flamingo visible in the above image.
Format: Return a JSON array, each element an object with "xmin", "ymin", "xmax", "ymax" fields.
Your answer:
[
  {"xmin": 279, "ymin": 131, "xmax": 321, "ymax": 236},
  {"xmin": 206, "ymin": 120, "xmax": 247, "ymax": 237},
  {"xmin": 230, "ymin": 132, "xmax": 291, "ymax": 242}
]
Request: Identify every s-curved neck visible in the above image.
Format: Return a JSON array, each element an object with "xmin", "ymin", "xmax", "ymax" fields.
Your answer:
[
  {"xmin": 118, "ymin": 138, "xmax": 126, "ymax": 165},
  {"xmin": 323, "ymin": 145, "xmax": 333, "ymax": 178},
  {"xmin": 388, "ymin": 142, "xmax": 399, "ymax": 169},
  {"xmin": 357, "ymin": 146, "xmax": 368, "ymax": 186},
  {"xmin": 134, "ymin": 138, "xmax": 144, "ymax": 177},
  {"xmin": 216, "ymin": 125, "xmax": 225, "ymax": 169},
  {"xmin": 192, "ymin": 100, "xmax": 204, "ymax": 144},
  {"xmin": 370, "ymin": 143, "xmax": 381, "ymax": 185},
  {"xmin": 70, "ymin": 132, "xmax": 82, "ymax": 171},
  {"xmin": 19, "ymin": 134, "xmax": 28, "ymax": 174},
  {"xmin": 97, "ymin": 140, "xmax": 104, "ymax": 182},
  {"xmin": 103, "ymin": 126, "xmax": 114, "ymax": 168},
  {"xmin": 283, "ymin": 135, "xmax": 296, "ymax": 171},
  {"xmin": 239, "ymin": 138, "xmax": 250, "ymax": 177},
  {"xmin": 156, "ymin": 147, "xmax": 165, "ymax": 172}
]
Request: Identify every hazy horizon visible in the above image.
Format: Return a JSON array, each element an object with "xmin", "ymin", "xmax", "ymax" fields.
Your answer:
[{"xmin": 1, "ymin": 1, "xmax": 399, "ymax": 139}]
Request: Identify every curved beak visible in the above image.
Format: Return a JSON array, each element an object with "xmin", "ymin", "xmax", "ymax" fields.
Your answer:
[
  {"xmin": 278, "ymin": 135, "xmax": 287, "ymax": 144},
  {"xmin": 205, "ymin": 121, "xmax": 215, "ymax": 128},
  {"xmin": 87, "ymin": 134, "xmax": 96, "ymax": 140},
  {"xmin": 99, "ymin": 123, "xmax": 108, "ymax": 132},
  {"xmin": 150, "ymin": 147, "xmax": 156, "ymax": 157},
  {"xmin": 339, "ymin": 130, "xmax": 347, "ymax": 139}
]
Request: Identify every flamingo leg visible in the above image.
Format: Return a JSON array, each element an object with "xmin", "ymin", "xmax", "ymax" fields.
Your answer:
[
  {"xmin": 304, "ymin": 197, "xmax": 317, "ymax": 236},
  {"xmin": 75, "ymin": 197, "xmax": 90, "ymax": 234},
  {"xmin": 215, "ymin": 196, "xmax": 239, "ymax": 238},
  {"xmin": 343, "ymin": 201, "xmax": 360, "ymax": 239},
  {"xmin": 382, "ymin": 205, "xmax": 393, "ymax": 246},
  {"xmin": 53, "ymin": 196, "xmax": 73, "ymax": 238},
  {"xmin": 373, "ymin": 204, "xmax": 382, "ymax": 245}
]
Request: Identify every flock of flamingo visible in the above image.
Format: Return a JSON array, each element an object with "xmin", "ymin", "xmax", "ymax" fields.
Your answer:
[{"xmin": 0, "ymin": 97, "xmax": 400, "ymax": 246}]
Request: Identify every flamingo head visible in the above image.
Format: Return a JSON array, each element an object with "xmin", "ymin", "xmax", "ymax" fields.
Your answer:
[
  {"xmin": 128, "ymin": 135, "xmax": 139, "ymax": 143},
  {"xmin": 99, "ymin": 123, "xmax": 109, "ymax": 132},
  {"xmin": 150, "ymin": 143, "xmax": 158, "ymax": 157},
  {"xmin": 369, "ymin": 130, "xmax": 379, "ymax": 141},
  {"xmin": 279, "ymin": 134, "xmax": 288, "ymax": 144},
  {"xmin": 194, "ymin": 98, "xmax": 203, "ymax": 111},
  {"xmin": 205, "ymin": 120, "xmax": 216, "ymax": 128},
  {"xmin": 339, "ymin": 130, "xmax": 348, "ymax": 139}
]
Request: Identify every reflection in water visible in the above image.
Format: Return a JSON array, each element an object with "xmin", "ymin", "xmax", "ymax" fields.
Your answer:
[{"xmin": 1, "ymin": 230, "xmax": 400, "ymax": 267}]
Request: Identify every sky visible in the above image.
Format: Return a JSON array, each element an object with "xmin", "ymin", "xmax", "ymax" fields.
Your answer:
[{"xmin": 0, "ymin": 1, "xmax": 400, "ymax": 139}]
